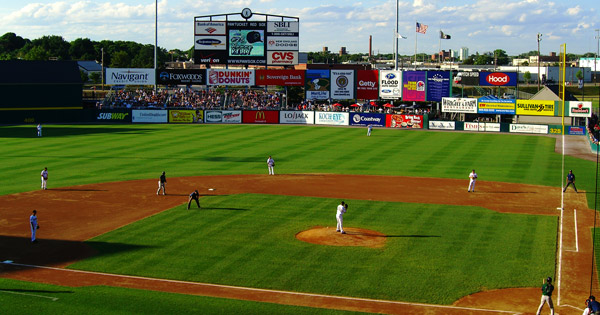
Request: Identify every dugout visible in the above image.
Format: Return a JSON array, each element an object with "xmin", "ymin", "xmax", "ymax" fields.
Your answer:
[{"xmin": 0, "ymin": 60, "xmax": 83, "ymax": 124}]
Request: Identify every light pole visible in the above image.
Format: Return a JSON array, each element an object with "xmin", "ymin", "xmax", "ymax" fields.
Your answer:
[
  {"xmin": 595, "ymin": 29, "xmax": 599, "ymax": 107},
  {"xmin": 154, "ymin": 0, "xmax": 157, "ymax": 93},
  {"xmin": 537, "ymin": 33, "xmax": 542, "ymax": 92},
  {"xmin": 101, "ymin": 47, "xmax": 104, "ymax": 91}
]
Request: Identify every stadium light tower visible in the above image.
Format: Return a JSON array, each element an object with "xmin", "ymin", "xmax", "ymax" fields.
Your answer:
[
  {"xmin": 595, "ymin": 29, "xmax": 599, "ymax": 100},
  {"xmin": 154, "ymin": 0, "xmax": 158, "ymax": 93},
  {"xmin": 537, "ymin": 33, "xmax": 542, "ymax": 92}
]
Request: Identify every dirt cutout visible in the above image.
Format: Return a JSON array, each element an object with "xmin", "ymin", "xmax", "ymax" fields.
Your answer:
[{"xmin": 296, "ymin": 226, "xmax": 386, "ymax": 248}]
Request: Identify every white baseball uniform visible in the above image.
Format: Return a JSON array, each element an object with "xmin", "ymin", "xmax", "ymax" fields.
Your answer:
[
  {"xmin": 367, "ymin": 125, "xmax": 372, "ymax": 136},
  {"xmin": 267, "ymin": 157, "xmax": 275, "ymax": 175},
  {"xmin": 41, "ymin": 169, "xmax": 48, "ymax": 190},
  {"xmin": 468, "ymin": 171, "xmax": 477, "ymax": 192},
  {"xmin": 336, "ymin": 203, "xmax": 346, "ymax": 233},
  {"xmin": 30, "ymin": 213, "xmax": 38, "ymax": 242},
  {"xmin": 37, "ymin": 124, "xmax": 42, "ymax": 137}
]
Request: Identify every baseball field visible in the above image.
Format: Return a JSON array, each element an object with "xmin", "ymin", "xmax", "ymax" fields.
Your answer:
[{"xmin": 0, "ymin": 124, "xmax": 598, "ymax": 314}]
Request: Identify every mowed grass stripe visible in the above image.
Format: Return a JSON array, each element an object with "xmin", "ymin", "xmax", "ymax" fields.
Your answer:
[{"xmin": 69, "ymin": 194, "xmax": 557, "ymax": 305}]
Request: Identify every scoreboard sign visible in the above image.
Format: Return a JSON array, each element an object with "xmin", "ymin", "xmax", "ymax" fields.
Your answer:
[{"xmin": 194, "ymin": 10, "xmax": 299, "ymax": 66}]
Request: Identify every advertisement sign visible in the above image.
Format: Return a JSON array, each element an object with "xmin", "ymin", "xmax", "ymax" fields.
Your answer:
[
  {"xmin": 402, "ymin": 71, "xmax": 426, "ymax": 101},
  {"xmin": 195, "ymin": 21, "xmax": 226, "ymax": 35},
  {"xmin": 464, "ymin": 122, "xmax": 501, "ymax": 132},
  {"xmin": 222, "ymin": 110, "xmax": 242, "ymax": 123},
  {"xmin": 193, "ymin": 51, "xmax": 227, "ymax": 64},
  {"xmin": 349, "ymin": 113, "xmax": 386, "ymax": 127},
  {"xmin": 242, "ymin": 110, "xmax": 279, "ymax": 123},
  {"xmin": 387, "ymin": 114, "xmax": 423, "ymax": 129},
  {"xmin": 315, "ymin": 112, "xmax": 349, "ymax": 125},
  {"xmin": 207, "ymin": 69, "xmax": 255, "ymax": 86},
  {"xmin": 429, "ymin": 121, "xmax": 455, "ymax": 130},
  {"xmin": 455, "ymin": 71, "xmax": 479, "ymax": 86},
  {"xmin": 567, "ymin": 101, "xmax": 592, "ymax": 117},
  {"xmin": 226, "ymin": 21, "xmax": 267, "ymax": 65},
  {"xmin": 426, "ymin": 71, "xmax": 451, "ymax": 102},
  {"xmin": 194, "ymin": 36, "xmax": 227, "ymax": 50},
  {"xmin": 256, "ymin": 69, "xmax": 304, "ymax": 86},
  {"xmin": 516, "ymin": 100, "xmax": 555, "ymax": 116},
  {"xmin": 479, "ymin": 72, "xmax": 518, "ymax": 87},
  {"xmin": 478, "ymin": 98, "xmax": 516, "ymax": 114},
  {"xmin": 509, "ymin": 124, "xmax": 549, "ymax": 134},
  {"xmin": 95, "ymin": 109, "xmax": 131, "ymax": 122},
  {"xmin": 266, "ymin": 37, "xmax": 298, "ymax": 51},
  {"xmin": 442, "ymin": 97, "xmax": 477, "ymax": 113},
  {"xmin": 157, "ymin": 69, "xmax": 205, "ymax": 85},
  {"xmin": 267, "ymin": 21, "xmax": 299, "ymax": 34},
  {"xmin": 568, "ymin": 126, "xmax": 585, "ymax": 135},
  {"xmin": 266, "ymin": 51, "xmax": 298, "ymax": 65},
  {"xmin": 106, "ymin": 68, "xmax": 155, "ymax": 85},
  {"xmin": 330, "ymin": 70, "xmax": 355, "ymax": 100},
  {"xmin": 280, "ymin": 111, "xmax": 315, "ymax": 124},
  {"xmin": 379, "ymin": 70, "xmax": 402, "ymax": 99},
  {"xmin": 168, "ymin": 110, "xmax": 203, "ymax": 123},
  {"xmin": 132, "ymin": 110, "xmax": 167, "ymax": 123},
  {"xmin": 305, "ymin": 70, "xmax": 330, "ymax": 100},
  {"xmin": 356, "ymin": 70, "xmax": 379, "ymax": 100}
]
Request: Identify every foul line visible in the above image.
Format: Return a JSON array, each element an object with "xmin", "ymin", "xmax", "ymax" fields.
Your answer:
[
  {"xmin": 0, "ymin": 289, "xmax": 59, "ymax": 301},
  {"xmin": 558, "ymin": 207, "xmax": 564, "ymax": 305},
  {"xmin": 574, "ymin": 209, "xmax": 579, "ymax": 252},
  {"xmin": 1, "ymin": 261, "xmax": 520, "ymax": 314}
]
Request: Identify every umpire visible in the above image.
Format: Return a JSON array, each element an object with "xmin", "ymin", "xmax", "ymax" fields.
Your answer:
[
  {"xmin": 563, "ymin": 170, "xmax": 578, "ymax": 193},
  {"xmin": 188, "ymin": 190, "xmax": 200, "ymax": 209}
]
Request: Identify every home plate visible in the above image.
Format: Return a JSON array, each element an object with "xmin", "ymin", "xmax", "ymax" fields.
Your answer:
[{"xmin": 208, "ymin": 188, "xmax": 215, "ymax": 191}]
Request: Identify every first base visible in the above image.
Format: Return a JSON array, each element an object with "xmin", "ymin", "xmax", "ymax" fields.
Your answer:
[{"xmin": 208, "ymin": 188, "xmax": 215, "ymax": 191}]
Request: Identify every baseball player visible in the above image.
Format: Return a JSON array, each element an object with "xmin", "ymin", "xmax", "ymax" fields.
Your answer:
[
  {"xmin": 30, "ymin": 210, "xmax": 39, "ymax": 243},
  {"xmin": 536, "ymin": 277, "xmax": 555, "ymax": 315},
  {"xmin": 188, "ymin": 190, "xmax": 201, "ymax": 209},
  {"xmin": 157, "ymin": 171, "xmax": 166, "ymax": 195},
  {"xmin": 40, "ymin": 167, "xmax": 48, "ymax": 190},
  {"xmin": 367, "ymin": 124, "xmax": 373, "ymax": 136},
  {"xmin": 267, "ymin": 156, "xmax": 275, "ymax": 175},
  {"xmin": 563, "ymin": 170, "xmax": 578, "ymax": 193},
  {"xmin": 583, "ymin": 295, "xmax": 600, "ymax": 315},
  {"xmin": 336, "ymin": 201, "xmax": 347, "ymax": 234},
  {"xmin": 468, "ymin": 169, "xmax": 477, "ymax": 192},
  {"xmin": 37, "ymin": 124, "xmax": 42, "ymax": 137}
]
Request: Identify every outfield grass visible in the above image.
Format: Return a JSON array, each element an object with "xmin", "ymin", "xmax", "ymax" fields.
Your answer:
[
  {"xmin": 0, "ymin": 278, "xmax": 362, "ymax": 315},
  {"xmin": 0, "ymin": 124, "xmax": 596, "ymax": 200},
  {"xmin": 68, "ymin": 194, "xmax": 557, "ymax": 305}
]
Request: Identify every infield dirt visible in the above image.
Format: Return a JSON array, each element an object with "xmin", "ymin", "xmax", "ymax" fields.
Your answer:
[{"xmin": 0, "ymin": 174, "xmax": 595, "ymax": 314}]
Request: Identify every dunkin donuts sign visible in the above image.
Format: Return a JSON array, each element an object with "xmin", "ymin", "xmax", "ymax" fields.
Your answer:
[
  {"xmin": 479, "ymin": 72, "xmax": 517, "ymax": 87},
  {"xmin": 207, "ymin": 69, "xmax": 255, "ymax": 86}
]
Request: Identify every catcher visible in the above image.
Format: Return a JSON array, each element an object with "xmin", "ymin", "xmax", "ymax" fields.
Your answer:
[
  {"xmin": 187, "ymin": 190, "xmax": 201, "ymax": 210},
  {"xmin": 584, "ymin": 295, "xmax": 600, "ymax": 315}
]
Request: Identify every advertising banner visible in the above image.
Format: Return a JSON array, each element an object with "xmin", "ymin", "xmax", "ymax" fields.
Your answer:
[
  {"xmin": 256, "ymin": 69, "xmax": 304, "ymax": 86},
  {"xmin": 157, "ymin": 69, "xmax": 205, "ymax": 85},
  {"xmin": 95, "ymin": 109, "xmax": 131, "ymax": 122},
  {"xmin": 349, "ymin": 113, "xmax": 386, "ymax": 127},
  {"xmin": 266, "ymin": 51, "xmax": 298, "ymax": 65},
  {"xmin": 455, "ymin": 71, "xmax": 479, "ymax": 86},
  {"xmin": 402, "ymin": 71, "xmax": 426, "ymax": 101},
  {"xmin": 330, "ymin": 70, "xmax": 355, "ymax": 100},
  {"xmin": 426, "ymin": 71, "xmax": 451, "ymax": 102},
  {"xmin": 516, "ymin": 100, "xmax": 555, "ymax": 116},
  {"xmin": 267, "ymin": 21, "xmax": 299, "ymax": 35},
  {"xmin": 464, "ymin": 122, "xmax": 501, "ymax": 132},
  {"xmin": 442, "ymin": 97, "xmax": 477, "ymax": 113},
  {"xmin": 305, "ymin": 70, "xmax": 330, "ymax": 100},
  {"xmin": 356, "ymin": 70, "xmax": 379, "ymax": 100},
  {"xmin": 106, "ymin": 68, "xmax": 155, "ymax": 85},
  {"xmin": 194, "ymin": 36, "xmax": 227, "ymax": 50},
  {"xmin": 227, "ymin": 21, "xmax": 267, "ymax": 65},
  {"xmin": 168, "ymin": 110, "xmax": 203, "ymax": 123},
  {"xmin": 428, "ymin": 121, "xmax": 455, "ymax": 130},
  {"xmin": 280, "ymin": 111, "xmax": 315, "ymax": 124},
  {"xmin": 204, "ymin": 110, "xmax": 242, "ymax": 123},
  {"xmin": 207, "ymin": 69, "xmax": 255, "ymax": 86},
  {"xmin": 315, "ymin": 112, "xmax": 349, "ymax": 125},
  {"xmin": 479, "ymin": 72, "xmax": 518, "ymax": 87},
  {"xmin": 379, "ymin": 70, "xmax": 402, "ymax": 99},
  {"xmin": 387, "ymin": 114, "xmax": 423, "ymax": 129},
  {"xmin": 567, "ymin": 101, "xmax": 592, "ymax": 117},
  {"xmin": 242, "ymin": 110, "xmax": 279, "ymax": 123},
  {"xmin": 509, "ymin": 124, "xmax": 549, "ymax": 134},
  {"xmin": 478, "ymin": 98, "xmax": 516, "ymax": 114},
  {"xmin": 266, "ymin": 37, "xmax": 298, "ymax": 51},
  {"xmin": 195, "ymin": 21, "xmax": 226, "ymax": 35},
  {"xmin": 132, "ymin": 110, "xmax": 167, "ymax": 123},
  {"xmin": 568, "ymin": 126, "xmax": 585, "ymax": 135}
]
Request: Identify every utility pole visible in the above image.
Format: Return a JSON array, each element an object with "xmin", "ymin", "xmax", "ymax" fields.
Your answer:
[
  {"xmin": 596, "ymin": 29, "xmax": 599, "ymax": 104},
  {"xmin": 101, "ymin": 47, "xmax": 104, "ymax": 91},
  {"xmin": 537, "ymin": 33, "xmax": 542, "ymax": 92}
]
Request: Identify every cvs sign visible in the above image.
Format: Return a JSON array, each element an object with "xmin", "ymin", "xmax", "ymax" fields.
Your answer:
[{"xmin": 267, "ymin": 51, "xmax": 298, "ymax": 65}]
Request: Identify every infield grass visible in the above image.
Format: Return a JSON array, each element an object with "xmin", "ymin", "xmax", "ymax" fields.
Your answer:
[{"xmin": 69, "ymin": 194, "xmax": 557, "ymax": 305}]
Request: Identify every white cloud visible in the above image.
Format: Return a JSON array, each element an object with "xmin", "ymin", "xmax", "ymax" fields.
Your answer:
[{"xmin": 566, "ymin": 5, "xmax": 581, "ymax": 16}]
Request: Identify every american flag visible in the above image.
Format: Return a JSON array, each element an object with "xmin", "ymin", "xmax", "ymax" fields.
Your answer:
[{"xmin": 416, "ymin": 22, "xmax": 428, "ymax": 34}]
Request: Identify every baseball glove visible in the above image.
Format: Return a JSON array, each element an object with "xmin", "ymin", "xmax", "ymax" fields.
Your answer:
[{"xmin": 36, "ymin": 225, "xmax": 40, "ymax": 229}]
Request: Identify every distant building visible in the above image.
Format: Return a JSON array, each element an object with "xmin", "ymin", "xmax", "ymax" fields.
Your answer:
[
  {"xmin": 580, "ymin": 57, "xmax": 600, "ymax": 72},
  {"xmin": 339, "ymin": 47, "xmax": 347, "ymax": 56},
  {"xmin": 459, "ymin": 47, "xmax": 469, "ymax": 61}
]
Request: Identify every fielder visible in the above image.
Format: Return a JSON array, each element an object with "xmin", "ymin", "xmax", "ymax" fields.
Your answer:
[
  {"xmin": 536, "ymin": 277, "xmax": 554, "ymax": 315},
  {"xmin": 30, "ymin": 210, "xmax": 39, "ymax": 243},
  {"xmin": 188, "ymin": 190, "xmax": 201, "ymax": 209},
  {"xmin": 267, "ymin": 156, "xmax": 275, "ymax": 175},
  {"xmin": 37, "ymin": 124, "xmax": 42, "ymax": 137},
  {"xmin": 40, "ymin": 167, "xmax": 48, "ymax": 190},
  {"xmin": 367, "ymin": 124, "xmax": 373, "ymax": 136},
  {"xmin": 468, "ymin": 169, "xmax": 477, "ymax": 192},
  {"xmin": 336, "ymin": 201, "xmax": 347, "ymax": 234},
  {"xmin": 157, "ymin": 171, "xmax": 167, "ymax": 195}
]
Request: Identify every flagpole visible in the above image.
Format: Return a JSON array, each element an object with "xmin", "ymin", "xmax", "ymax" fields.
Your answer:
[
  {"xmin": 438, "ymin": 30, "xmax": 442, "ymax": 64},
  {"xmin": 414, "ymin": 21, "xmax": 417, "ymax": 69},
  {"xmin": 395, "ymin": 0, "xmax": 398, "ymax": 70}
]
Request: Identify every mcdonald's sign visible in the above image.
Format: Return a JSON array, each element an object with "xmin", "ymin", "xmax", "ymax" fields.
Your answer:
[{"xmin": 242, "ymin": 110, "xmax": 279, "ymax": 123}]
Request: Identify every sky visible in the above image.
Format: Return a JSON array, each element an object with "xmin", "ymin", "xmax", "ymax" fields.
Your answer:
[{"xmin": 0, "ymin": 0, "xmax": 599, "ymax": 57}]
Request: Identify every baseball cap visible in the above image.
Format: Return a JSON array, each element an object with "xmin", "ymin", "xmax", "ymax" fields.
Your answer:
[
  {"xmin": 546, "ymin": 277, "xmax": 552, "ymax": 282},
  {"xmin": 246, "ymin": 31, "xmax": 263, "ymax": 43}
]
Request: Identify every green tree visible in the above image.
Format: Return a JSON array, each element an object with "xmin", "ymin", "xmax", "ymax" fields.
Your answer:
[
  {"xmin": 80, "ymin": 70, "xmax": 89, "ymax": 83},
  {"xmin": 523, "ymin": 71, "xmax": 531, "ymax": 84},
  {"xmin": 23, "ymin": 45, "xmax": 50, "ymax": 60},
  {"xmin": 28, "ymin": 35, "xmax": 70, "ymax": 59},
  {"xmin": 89, "ymin": 72, "xmax": 101, "ymax": 84},
  {"xmin": 70, "ymin": 38, "xmax": 96, "ymax": 60},
  {"xmin": 110, "ymin": 51, "xmax": 131, "ymax": 68},
  {"xmin": 0, "ymin": 32, "xmax": 27, "ymax": 53},
  {"xmin": 474, "ymin": 54, "xmax": 492, "ymax": 65},
  {"xmin": 493, "ymin": 49, "xmax": 509, "ymax": 65}
]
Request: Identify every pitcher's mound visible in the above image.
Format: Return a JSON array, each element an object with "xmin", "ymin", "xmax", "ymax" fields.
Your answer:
[{"xmin": 296, "ymin": 226, "xmax": 386, "ymax": 248}]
